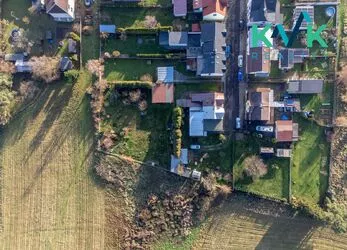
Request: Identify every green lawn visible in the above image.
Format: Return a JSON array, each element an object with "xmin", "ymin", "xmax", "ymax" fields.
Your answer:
[
  {"xmin": 291, "ymin": 116, "xmax": 329, "ymax": 205},
  {"xmin": 314, "ymin": 6, "xmax": 336, "ymax": 28},
  {"xmin": 175, "ymin": 83, "xmax": 222, "ymax": 99},
  {"xmin": 3, "ymin": 0, "xmax": 58, "ymax": 55},
  {"xmin": 105, "ymin": 59, "xmax": 185, "ymax": 81},
  {"xmin": 102, "ymin": 92, "xmax": 172, "ymax": 165},
  {"xmin": 101, "ymin": 7, "xmax": 173, "ymax": 29},
  {"xmin": 82, "ymin": 29, "xmax": 99, "ymax": 63},
  {"xmin": 103, "ymin": 35, "xmax": 167, "ymax": 55},
  {"xmin": 232, "ymin": 135, "xmax": 290, "ymax": 201}
]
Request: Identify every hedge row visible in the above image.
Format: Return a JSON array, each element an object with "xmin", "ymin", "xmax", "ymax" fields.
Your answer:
[
  {"xmin": 172, "ymin": 107, "xmax": 183, "ymax": 157},
  {"xmin": 117, "ymin": 26, "xmax": 172, "ymax": 35},
  {"xmin": 108, "ymin": 80, "xmax": 153, "ymax": 89},
  {"xmin": 101, "ymin": 2, "xmax": 171, "ymax": 8},
  {"xmin": 136, "ymin": 53, "xmax": 185, "ymax": 59}
]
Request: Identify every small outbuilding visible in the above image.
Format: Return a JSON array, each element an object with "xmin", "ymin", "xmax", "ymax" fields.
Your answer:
[
  {"xmin": 60, "ymin": 57, "xmax": 73, "ymax": 72},
  {"xmin": 15, "ymin": 60, "xmax": 32, "ymax": 73},
  {"xmin": 99, "ymin": 24, "xmax": 116, "ymax": 34}
]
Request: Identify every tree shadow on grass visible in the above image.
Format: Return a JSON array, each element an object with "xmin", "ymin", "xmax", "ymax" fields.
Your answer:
[
  {"xmin": 208, "ymin": 193, "xmax": 321, "ymax": 250},
  {"xmin": 22, "ymin": 91, "xmax": 91, "ymax": 198}
]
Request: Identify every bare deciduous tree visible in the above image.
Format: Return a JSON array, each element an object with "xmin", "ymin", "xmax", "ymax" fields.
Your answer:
[
  {"xmin": 129, "ymin": 89, "xmax": 141, "ymax": 103},
  {"xmin": 243, "ymin": 155, "xmax": 268, "ymax": 180},
  {"xmin": 143, "ymin": 16, "xmax": 158, "ymax": 29},
  {"xmin": 29, "ymin": 56, "xmax": 60, "ymax": 83},
  {"xmin": 86, "ymin": 59, "xmax": 104, "ymax": 77},
  {"xmin": 0, "ymin": 60, "xmax": 15, "ymax": 74}
]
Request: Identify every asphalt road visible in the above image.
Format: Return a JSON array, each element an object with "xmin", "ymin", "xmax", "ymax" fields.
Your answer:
[{"xmin": 223, "ymin": 0, "xmax": 247, "ymax": 132}]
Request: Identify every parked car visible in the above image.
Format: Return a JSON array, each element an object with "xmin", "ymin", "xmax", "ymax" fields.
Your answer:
[
  {"xmin": 238, "ymin": 55, "xmax": 243, "ymax": 68},
  {"xmin": 85, "ymin": 0, "xmax": 92, "ymax": 7},
  {"xmin": 239, "ymin": 20, "xmax": 245, "ymax": 29},
  {"xmin": 238, "ymin": 70, "xmax": 243, "ymax": 82},
  {"xmin": 225, "ymin": 45, "xmax": 231, "ymax": 58},
  {"xmin": 256, "ymin": 126, "xmax": 274, "ymax": 132},
  {"xmin": 190, "ymin": 144, "xmax": 201, "ymax": 150},
  {"xmin": 236, "ymin": 117, "xmax": 241, "ymax": 129}
]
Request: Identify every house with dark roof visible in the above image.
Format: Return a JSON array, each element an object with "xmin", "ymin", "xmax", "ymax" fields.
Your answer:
[
  {"xmin": 279, "ymin": 48, "xmax": 309, "ymax": 70},
  {"xmin": 275, "ymin": 120, "xmax": 299, "ymax": 142},
  {"xmin": 45, "ymin": 0, "xmax": 75, "ymax": 22},
  {"xmin": 247, "ymin": 0, "xmax": 281, "ymax": 26},
  {"xmin": 159, "ymin": 32, "xmax": 188, "ymax": 50},
  {"xmin": 246, "ymin": 88, "xmax": 274, "ymax": 122},
  {"xmin": 247, "ymin": 28, "xmax": 271, "ymax": 77},
  {"xmin": 177, "ymin": 92, "xmax": 225, "ymax": 136},
  {"xmin": 173, "ymin": 0, "xmax": 187, "ymax": 17},
  {"xmin": 196, "ymin": 22, "xmax": 226, "ymax": 77},
  {"xmin": 287, "ymin": 79, "xmax": 324, "ymax": 94}
]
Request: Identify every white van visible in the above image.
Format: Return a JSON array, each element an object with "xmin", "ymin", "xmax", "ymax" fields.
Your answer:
[{"xmin": 238, "ymin": 55, "xmax": 243, "ymax": 68}]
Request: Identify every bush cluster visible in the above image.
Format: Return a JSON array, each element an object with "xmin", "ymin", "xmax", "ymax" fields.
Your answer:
[
  {"xmin": 136, "ymin": 53, "xmax": 184, "ymax": 59},
  {"xmin": 108, "ymin": 80, "xmax": 153, "ymax": 89},
  {"xmin": 172, "ymin": 107, "xmax": 183, "ymax": 157},
  {"xmin": 117, "ymin": 26, "xmax": 172, "ymax": 35}
]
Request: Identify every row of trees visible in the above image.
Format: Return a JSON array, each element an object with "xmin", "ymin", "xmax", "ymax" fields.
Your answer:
[
  {"xmin": 0, "ymin": 74, "xmax": 15, "ymax": 125},
  {"xmin": 172, "ymin": 107, "xmax": 183, "ymax": 157}
]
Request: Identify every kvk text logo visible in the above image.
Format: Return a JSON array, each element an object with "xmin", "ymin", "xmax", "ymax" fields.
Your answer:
[{"xmin": 251, "ymin": 12, "xmax": 328, "ymax": 48}]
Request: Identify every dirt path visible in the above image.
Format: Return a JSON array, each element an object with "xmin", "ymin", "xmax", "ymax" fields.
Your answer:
[
  {"xmin": 0, "ymin": 72, "xmax": 105, "ymax": 249},
  {"xmin": 193, "ymin": 194, "xmax": 347, "ymax": 250}
]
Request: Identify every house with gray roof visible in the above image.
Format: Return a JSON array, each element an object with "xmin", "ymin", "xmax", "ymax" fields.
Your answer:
[
  {"xmin": 287, "ymin": 79, "xmax": 323, "ymax": 94},
  {"xmin": 279, "ymin": 48, "xmax": 309, "ymax": 70},
  {"xmin": 196, "ymin": 22, "xmax": 226, "ymax": 77},
  {"xmin": 159, "ymin": 31, "xmax": 188, "ymax": 50}
]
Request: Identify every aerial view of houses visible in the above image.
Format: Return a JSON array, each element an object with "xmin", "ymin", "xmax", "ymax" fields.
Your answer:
[{"xmin": 0, "ymin": 0, "xmax": 346, "ymax": 249}]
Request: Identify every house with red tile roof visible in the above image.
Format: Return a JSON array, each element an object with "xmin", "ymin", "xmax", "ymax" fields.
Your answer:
[
  {"xmin": 173, "ymin": 0, "xmax": 187, "ymax": 17},
  {"xmin": 275, "ymin": 120, "xmax": 299, "ymax": 142},
  {"xmin": 152, "ymin": 67, "xmax": 175, "ymax": 104},
  {"xmin": 201, "ymin": 0, "xmax": 227, "ymax": 21},
  {"xmin": 152, "ymin": 84, "xmax": 174, "ymax": 103},
  {"xmin": 45, "ymin": 0, "xmax": 75, "ymax": 22}
]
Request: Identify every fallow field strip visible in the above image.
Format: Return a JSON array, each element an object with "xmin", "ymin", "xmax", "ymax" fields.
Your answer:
[{"xmin": 0, "ymin": 73, "xmax": 105, "ymax": 249}]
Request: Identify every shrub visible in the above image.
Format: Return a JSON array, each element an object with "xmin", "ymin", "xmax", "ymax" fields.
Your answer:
[
  {"xmin": 175, "ymin": 129, "xmax": 182, "ymax": 138},
  {"xmin": 140, "ymin": 73, "xmax": 153, "ymax": 82},
  {"xmin": 69, "ymin": 32, "xmax": 81, "ymax": 42},
  {"xmin": 69, "ymin": 54, "xmax": 78, "ymax": 61},
  {"xmin": 64, "ymin": 69, "xmax": 80, "ymax": 84},
  {"xmin": 112, "ymin": 50, "xmax": 121, "ymax": 57}
]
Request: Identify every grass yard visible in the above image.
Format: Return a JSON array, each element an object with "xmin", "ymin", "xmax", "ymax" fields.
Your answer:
[
  {"xmin": 105, "ymin": 59, "xmax": 185, "ymax": 81},
  {"xmin": 232, "ymin": 135, "xmax": 290, "ymax": 201},
  {"xmin": 0, "ymin": 72, "xmax": 105, "ymax": 249},
  {"xmin": 291, "ymin": 116, "xmax": 330, "ymax": 205},
  {"xmin": 299, "ymin": 81, "xmax": 333, "ymax": 125},
  {"xmin": 175, "ymin": 83, "xmax": 222, "ymax": 99},
  {"xmin": 101, "ymin": 7, "xmax": 173, "ymax": 29},
  {"xmin": 314, "ymin": 6, "xmax": 337, "ymax": 28},
  {"xmin": 82, "ymin": 27, "xmax": 100, "ymax": 63},
  {"xmin": 102, "ymin": 92, "xmax": 172, "ymax": 165},
  {"xmin": 103, "ymin": 35, "xmax": 167, "ymax": 55},
  {"xmin": 3, "ymin": 0, "xmax": 59, "ymax": 55}
]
